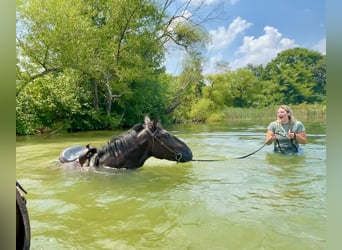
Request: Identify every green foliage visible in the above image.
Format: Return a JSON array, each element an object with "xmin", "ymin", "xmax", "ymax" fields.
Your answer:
[
  {"xmin": 173, "ymin": 22, "xmax": 209, "ymax": 53},
  {"xmin": 291, "ymin": 103, "xmax": 326, "ymax": 121},
  {"xmin": 16, "ymin": 70, "xmax": 97, "ymax": 134},
  {"xmin": 189, "ymin": 98, "xmax": 216, "ymax": 122},
  {"xmin": 206, "ymin": 112, "xmax": 226, "ymax": 122},
  {"xmin": 204, "ymin": 68, "xmax": 263, "ymax": 108},
  {"xmin": 16, "ymin": 70, "xmax": 122, "ymax": 134},
  {"xmin": 263, "ymin": 47, "xmax": 326, "ymax": 104},
  {"xmin": 121, "ymin": 75, "xmax": 171, "ymax": 126},
  {"xmin": 168, "ymin": 51, "xmax": 206, "ymax": 122},
  {"xmin": 170, "ymin": 47, "xmax": 326, "ymax": 123},
  {"xmin": 16, "ymin": 0, "xmax": 209, "ymax": 134},
  {"xmin": 222, "ymin": 104, "xmax": 326, "ymax": 122}
]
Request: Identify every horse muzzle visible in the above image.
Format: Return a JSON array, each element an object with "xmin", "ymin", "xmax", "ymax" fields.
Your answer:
[{"xmin": 176, "ymin": 150, "xmax": 193, "ymax": 162}]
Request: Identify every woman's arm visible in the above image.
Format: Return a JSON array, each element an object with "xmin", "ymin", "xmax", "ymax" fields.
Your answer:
[
  {"xmin": 288, "ymin": 131, "xmax": 307, "ymax": 144},
  {"xmin": 266, "ymin": 130, "xmax": 277, "ymax": 145},
  {"xmin": 294, "ymin": 131, "xmax": 307, "ymax": 144}
]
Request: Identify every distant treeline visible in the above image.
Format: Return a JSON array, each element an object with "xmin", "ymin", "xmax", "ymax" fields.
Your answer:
[{"xmin": 220, "ymin": 104, "xmax": 326, "ymax": 123}]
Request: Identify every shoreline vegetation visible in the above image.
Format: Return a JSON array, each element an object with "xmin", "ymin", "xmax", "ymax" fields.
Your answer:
[
  {"xmin": 17, "ymin": 104, "xmax": 325, "ymax": 136},
  {"xmin": 221, "ymin": 103, "xmax": 326, "ymax": 123},
  {"xmin": 179, "ymin": 103, "xmax": 326, "ymax": 124}
]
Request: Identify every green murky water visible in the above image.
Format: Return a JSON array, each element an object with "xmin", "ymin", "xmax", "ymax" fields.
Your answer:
[{"xmin": 16, "ymin": 121, "xmax": 326, "ymax": 249}]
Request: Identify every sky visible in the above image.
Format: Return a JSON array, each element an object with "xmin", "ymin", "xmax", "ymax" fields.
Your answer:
[{"xmin": 164, "ymin": 0, "xmax": 326, "ymax": 75}]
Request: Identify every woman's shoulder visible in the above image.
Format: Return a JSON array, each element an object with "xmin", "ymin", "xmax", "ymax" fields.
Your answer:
[
  {"xmin": 294, "ymin": 120, "xmax": 305, "ymax": 126},
  {"xmin": 267, "ymin": 120, "xmax": 278, "ymax": 128},
  {"xmin": 294, "ymin": 120, "xmax": 305, "ymax": 130}
]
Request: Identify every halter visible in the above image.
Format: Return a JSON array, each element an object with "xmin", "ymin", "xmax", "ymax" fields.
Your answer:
[{"xmin": 145, "ymin": 127, "xmax": 183, "ymax": 162}]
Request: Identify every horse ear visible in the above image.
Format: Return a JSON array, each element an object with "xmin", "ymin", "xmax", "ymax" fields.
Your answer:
[
  {"xmin": 144, "ymin": 115, "xmax": 151, "ymax": 125},
  {"xmin": 153, "ymin": 117, "xmax": 162, "ymax": 128}
]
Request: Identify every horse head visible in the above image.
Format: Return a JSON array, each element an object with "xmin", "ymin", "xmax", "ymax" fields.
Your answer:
[{"xmin": 139, "ymin": 116, "xmax": 193, "ymax": 163}]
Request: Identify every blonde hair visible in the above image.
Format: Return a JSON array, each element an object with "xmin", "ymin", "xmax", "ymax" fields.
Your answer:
[{"xmin": 277, "ymin": 104, "xmax": 297, "ymax": 126}]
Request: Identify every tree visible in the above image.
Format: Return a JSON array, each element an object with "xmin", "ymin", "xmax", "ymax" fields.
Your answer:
[
  {"xmin": 165, "ymin": 51, "xmax": 204, "ymax": 122},
  {"xmin": 16, "ymin": 0, "xmax": 211, "ymax": 133},
  {"xmin": 263, "ymin": 47, "xmax": 326, "ymax": 104}
]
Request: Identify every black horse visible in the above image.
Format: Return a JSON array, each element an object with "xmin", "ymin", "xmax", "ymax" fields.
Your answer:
[
  {"xmin": 59, "ymin": 116, "xmax": 193, "ymax": 169},
  {"xmin": 16, "ymin": 181, "xmax": 30, "ymax": 250}
]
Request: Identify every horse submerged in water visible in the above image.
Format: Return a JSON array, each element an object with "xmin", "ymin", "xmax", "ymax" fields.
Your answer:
[{"xmin": 59, "ymin": 116, "xmax": 193, "ymax": 170}]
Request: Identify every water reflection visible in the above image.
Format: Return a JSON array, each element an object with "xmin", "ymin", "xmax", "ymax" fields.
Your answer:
[
  {"xmin": 264, "ymin": 152, "xmax": 324, "ymax": 213},
  {"xmin": 265, "ymin": 152, "xmax": 306, "ymax": 168}
]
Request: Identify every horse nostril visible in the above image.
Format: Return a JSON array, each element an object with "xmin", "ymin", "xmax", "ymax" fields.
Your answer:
[{"xmin": 175, "ymin": 153, "xmax": 183, "ymax": 162}]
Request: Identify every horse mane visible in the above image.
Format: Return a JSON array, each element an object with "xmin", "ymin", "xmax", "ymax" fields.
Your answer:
[{"xmin": 97, "ymin": 124, "xmax": 144, "ymax": 158}]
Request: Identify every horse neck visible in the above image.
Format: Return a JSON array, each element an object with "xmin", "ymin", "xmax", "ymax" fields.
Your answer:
[{"xmin": 95, "ymin": 139, "xmax": 152, "ymax": 169}]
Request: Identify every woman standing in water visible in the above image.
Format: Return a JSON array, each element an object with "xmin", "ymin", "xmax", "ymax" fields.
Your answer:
[{"xmin": 266, "ymin": 105, "xmax": 307, "ymax": 154}]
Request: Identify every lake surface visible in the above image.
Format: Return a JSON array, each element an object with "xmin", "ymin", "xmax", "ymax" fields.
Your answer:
[{"xmin": 16, "ymin": 121, "xmax": 326, "ymax": 249}]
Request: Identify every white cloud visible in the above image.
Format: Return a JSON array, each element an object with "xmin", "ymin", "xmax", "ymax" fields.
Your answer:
[
  {"xmin": 164, "ymin": 9, "xmax": 192, "ymax": 73},
  {"xmin": 203, "ymin": 53, "xmax": 224, "ymax": 75},
  {"xmin": 312, "ymin": 37, "xmax": 326, "ymax": 55},
  {"xmin": 208, "ymin": 17, "xmax": 253, "ymax": 51},
  {"xmin": 164, "ymin": 47, "xmax": 187, "ymax": 75},
  {"xmin": 230, "ymin": 0, "xmax": 240, "ymax": 5},
  {"xmin": 167, "ymin": 10, "xmax": 192, "ymax": 33},
  {"xmin": 229, "ymin": 26, "xmax": 297, "ymax": 69}
]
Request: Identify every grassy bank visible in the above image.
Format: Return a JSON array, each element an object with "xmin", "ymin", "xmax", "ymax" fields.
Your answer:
[{"xmin": 219, "ymin": 104, "xmax": 326, "ymax": 122}]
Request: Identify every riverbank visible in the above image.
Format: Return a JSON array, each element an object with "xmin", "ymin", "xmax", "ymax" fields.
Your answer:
[{"xmin": 17, "ymin": 104, "xmax": 326, "ymax": 136}]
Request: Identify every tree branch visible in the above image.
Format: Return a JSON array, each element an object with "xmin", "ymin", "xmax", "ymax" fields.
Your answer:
[{"xmin": 16, "ymin": 67, "xmax": 62, "ymax": 96}]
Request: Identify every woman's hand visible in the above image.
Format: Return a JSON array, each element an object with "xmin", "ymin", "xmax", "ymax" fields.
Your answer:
[
  {"xmin": 266, "ymin": 130, "xmax": 277, "ymax": 145},
  {"xmin": 290, "ymin": 131, "xmax": 307, "ymax": 144},
  {"xmin": 288, "ymin": 131, "xmax": 296, "ymax": 140}
]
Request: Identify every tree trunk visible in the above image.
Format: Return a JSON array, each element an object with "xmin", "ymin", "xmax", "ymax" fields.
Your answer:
[{"xmin": 91, "ymin": 78, "xmax": 99, "ymax": 111}]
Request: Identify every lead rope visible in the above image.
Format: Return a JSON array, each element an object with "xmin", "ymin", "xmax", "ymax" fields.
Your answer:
[
  {"xmin": 275, "ymin": 120, "xmax": 298, "ymax": 153},
  {"xmin": 289, "ymin": 120, "xmax": 299, "ymax": 153},
  {"xmin": 274, "ymin": 121, "xmax": 287, "ymax": 154},
  {"xmin": 235, "ymin": 142, "xmax": 268, "ymax": 159},
  {"xmin": 276, "ymin": 138, "xmax": 286, "ymax": 154},
  {"xmin": 276, "ymin": 121, "xmax": 286, "ymax": 154}
]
